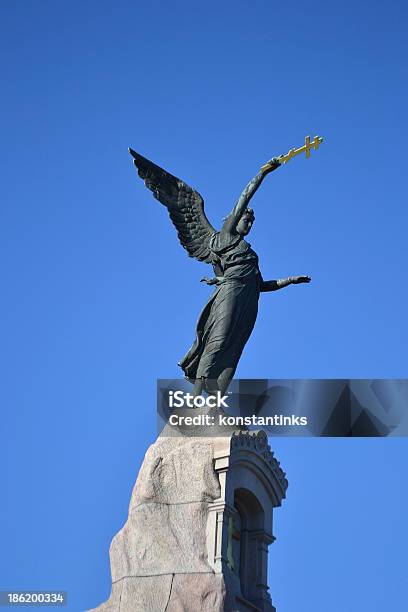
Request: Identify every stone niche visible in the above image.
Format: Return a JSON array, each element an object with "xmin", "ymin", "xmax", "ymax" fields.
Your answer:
[
  {"xmin": 208, "ymin": 431, "xmax": 288, "ymax": 612},
  {"xmin": 91, "ymin": 430, "xmax": 288, "ymax": 612}
]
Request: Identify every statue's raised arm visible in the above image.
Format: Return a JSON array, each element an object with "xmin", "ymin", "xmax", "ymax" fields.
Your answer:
[
  {"xmin": 221, "ymin": 157, "xmax": 281, "ymax": 234},
  {"xmin": 129, "ymin": 148, "xmax": 215, "ymax": 263}
]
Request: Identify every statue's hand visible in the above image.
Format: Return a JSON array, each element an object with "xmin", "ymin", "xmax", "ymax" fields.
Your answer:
[
  {"xmin": 290, "ymin": 275, "xmax": 311, "ymax": 284},
  {"xmin": 261, "ymin": 157, "xmax": 282, "ymax": 174},
  {"xmin": 201, "ymin": 276, "xmax": 221, "ymax": 286}
]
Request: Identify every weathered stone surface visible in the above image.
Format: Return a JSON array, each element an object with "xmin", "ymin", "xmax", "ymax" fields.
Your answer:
[
  {"xmin": 129, "ymin": 437, "xmax": 220, "ymax": 507},
  {"xmin": 90, "ymin": 575, "xmax": 173, "ymax": 612},
  {"xmin": 92, "ymin": 573, "xmax": 228, "ymax": 612},
  {"xmin": 120, "ymin": 575, "xmax": 173, "ymax": 612},
  {"xmin": 167, "ymin": 573, "xmax": 226, "ymax": 612},
  {"xmin": 91, "ymin": 436, "xmax": 225, "ymax": 611},
  {"xmin": 110, "ymin": 501, "xmax": 212, "ymax": 580},
  {"xmin": 104, "ymin": 436, "xmax": 222, "ymax": 584}
]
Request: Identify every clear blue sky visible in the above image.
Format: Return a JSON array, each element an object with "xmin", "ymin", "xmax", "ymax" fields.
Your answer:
[{"xmin": 1, "ymin": 1, "xmax": 407, "ymax": 610}]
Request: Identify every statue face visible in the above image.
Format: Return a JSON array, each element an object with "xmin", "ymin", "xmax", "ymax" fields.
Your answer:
[{"xmin": 236, "ymin": 213, "xmax": 254, "ymax": 236}]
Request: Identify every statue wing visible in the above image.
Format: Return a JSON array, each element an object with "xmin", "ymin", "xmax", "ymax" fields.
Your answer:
[{"xmin": 129, "ymin": 148, "xmax": 216, "ymax": 263}]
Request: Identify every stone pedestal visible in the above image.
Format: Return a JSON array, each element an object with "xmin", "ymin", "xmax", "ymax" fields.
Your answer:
[{"xmin": 91, "ymin": 431, "xmax": 288, "ymax": 612}]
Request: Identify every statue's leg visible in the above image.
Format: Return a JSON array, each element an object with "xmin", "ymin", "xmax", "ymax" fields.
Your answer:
[
  {"xmin": 204, "ymin": 377, "xmax": 219, "ymax": 396},
  {"xmin": 192, "ymin": 377, "xmax": 204, "ymax": 397},
  {"xmin": 193, "ymin": 377, "xmax": 221, "ymax": 398},
  {"xmin": 217, "ymin": 367, "xmax": 235, "ymax": 396}
]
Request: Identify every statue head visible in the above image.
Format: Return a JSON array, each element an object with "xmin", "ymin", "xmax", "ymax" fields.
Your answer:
[{"xmin": 236, "ymin": 208, "xmax": 255, "ymax": 236}]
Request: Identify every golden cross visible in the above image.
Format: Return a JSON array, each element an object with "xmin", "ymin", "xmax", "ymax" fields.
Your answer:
[{"xmin": 261, "ymin": 135, "xmax": 324, "ymax": 171}]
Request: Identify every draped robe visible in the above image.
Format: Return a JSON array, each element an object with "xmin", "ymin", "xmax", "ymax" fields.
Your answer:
[{"xmin": 179, "ymin": 230, "xmax": 261, "ymax": 382}]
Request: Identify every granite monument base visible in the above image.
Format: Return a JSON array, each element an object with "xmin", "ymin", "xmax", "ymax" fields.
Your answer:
[{"xmin": 91, "ymin": 431, "xmax": 288, "ymax": 612}]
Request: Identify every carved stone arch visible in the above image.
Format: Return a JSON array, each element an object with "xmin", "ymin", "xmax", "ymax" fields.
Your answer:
[
  {"xmin": 206, "ymin": 431, "xmax": 288, "ymax": 611},
  {"xmin": 234, "ymin": 487, "xmax": 265, "ymax": 602},
  {"xmin": 234, "ymin": 487, "xmax": 265, "ymax": 530}
]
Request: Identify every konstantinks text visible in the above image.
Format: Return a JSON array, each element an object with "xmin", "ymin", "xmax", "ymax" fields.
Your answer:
[{"xmin": 168, "ymin": 414, "xmax": 308, "ymax": 427}]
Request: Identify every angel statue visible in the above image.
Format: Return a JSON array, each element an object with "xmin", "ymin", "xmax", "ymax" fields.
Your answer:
[{"xmin": 129, "ymin": 148, "xmax": 311, "ymax": 396}]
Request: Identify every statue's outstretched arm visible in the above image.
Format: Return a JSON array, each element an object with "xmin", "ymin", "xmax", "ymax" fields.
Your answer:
[
  {"xmin": 222, "ymin": 158, "xmax": 280, "ymax": 234},
  {"xmin": 260, "ymin": 276, "xmax": 311, "ymax": 292}
]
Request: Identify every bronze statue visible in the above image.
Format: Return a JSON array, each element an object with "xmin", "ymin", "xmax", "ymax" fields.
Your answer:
[{"xmin": 129, "ymin": 140, "xmax": 320, "ymax": 395}]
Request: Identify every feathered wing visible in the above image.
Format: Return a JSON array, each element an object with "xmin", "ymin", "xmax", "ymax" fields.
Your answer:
[{"xmin": 129, "ymin": 148, "xmax": 215, "ymax": 263}]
